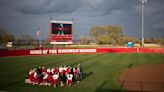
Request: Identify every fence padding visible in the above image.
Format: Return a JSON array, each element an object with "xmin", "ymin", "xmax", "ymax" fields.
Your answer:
[{"xmin": 0, "ymin": 48, "xmax": 164, "ymax": 57}]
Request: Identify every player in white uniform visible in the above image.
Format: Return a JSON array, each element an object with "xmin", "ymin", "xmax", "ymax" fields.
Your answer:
[
  {"xmin": 51, "ymin": 68, "xmax": 55, "ymax": 75},
  {"xmin": 42, "ymin": 72, "xmax": 48, "ymax": 86},
  {"xmin": 52, "ymin": 73, "xmax": 59, "ymax": 88},
  {"xmin": 67, "ymin": 73, "xmax": 73, "ymax": 87},
  {"xmin": 33, "ymin": 71, "xmax": 38, "ymax": 85},
  {"xmin": 47, "ymin": 67, "xmax": 51, "ymax": 74}
]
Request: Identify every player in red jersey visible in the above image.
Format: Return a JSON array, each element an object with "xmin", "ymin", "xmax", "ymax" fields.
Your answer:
[
  {"xmin": 51, "ymin": 68, "xmax": 55, "ymax": 75},
  {"xmin": 42, "ymin": 72, "xmax": 48, "ymax": 86},
  {"xmin": 25, "ymin": 68, "xmax": 34, "ymax": 84},
  {"xmin": 52, "ymin": 73, "xmax": 59, "ymax": 88},
  {"xmin": 46, "ymin": 67, "xmax": 52, "ymax": 85},
  {"xmin": 47, "ymin": 73, "xmax": 53, "ymax": 85},
  {"xmin": 55, "ymin": 67, "xmax": 59, "ymax": 74},
  {"xmin": 42, "ymin": 67, "xmax": 46, "ymax": 73},
  {"xmin": 33, "ymin": 70, "xmax": 38, "ymax": 85},
  {"xmin": 66, "ymin": 73, "xmax": 73, "ymax": 87},
  {"xmin": 59, "ymin": 66, "xmax": 63, "ymax": 76},
  {"xmin": 63, "ymin": 65, "xmax": 67, "ymax": 71},
  {"xmin": 65, "ymin": 66, "xmax": 70, "ymax": 75},
  {"xmin": 47, "ymin": 67, "xmax": 51, "ymax": 74},
  {"xmin": 73, "ymin": 68, "xmax": 78, "ymax": 81}
]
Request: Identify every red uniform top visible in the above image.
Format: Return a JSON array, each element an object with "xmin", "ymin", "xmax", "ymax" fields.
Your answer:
[
  {"xmin": 28, "ymin": 71, "xmax": 34, "ymax": 81},
  {"xmin": 66, "ymin": 68, "xmax": 70, "ymax": 75},
  {"xmin": 74, "ymin": 69, "xmax": 78, "ymax": 75},
  {"xmin": 55, "ymin": 68, "xmax": 59, "ymax": 74},
  {"xmin": 42, "ymin": 68, "xmax": 47, "ymax": 73},
  {"xmin": 48, "ymin": 74, "xmax": 53, "ymax": 83}
]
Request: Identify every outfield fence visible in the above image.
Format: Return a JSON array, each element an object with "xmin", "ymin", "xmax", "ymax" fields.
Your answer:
[{"xmin": 0, "ymin": 48, "xmax": 164, "ymax": 57}]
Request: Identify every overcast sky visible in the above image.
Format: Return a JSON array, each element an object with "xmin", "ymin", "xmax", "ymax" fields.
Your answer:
[{"xmin": 0, "ymin": 0, "xmax": 164, "ymax": 39}]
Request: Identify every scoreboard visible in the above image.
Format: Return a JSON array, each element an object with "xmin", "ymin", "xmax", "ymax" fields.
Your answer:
[{"xmin": 50, "ymin": 20, "xmax": 73, "ymax": 44}]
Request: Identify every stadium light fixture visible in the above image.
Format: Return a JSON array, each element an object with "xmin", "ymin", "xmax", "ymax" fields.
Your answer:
[{"xmin": 140, "ymin": 0, "xmax": 147, "ymax": 48}]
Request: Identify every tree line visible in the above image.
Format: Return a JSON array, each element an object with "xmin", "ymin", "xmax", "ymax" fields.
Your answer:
[
  {"xmin": 0, "ymin": 26, "xmax": 164, "ymax": 47},
  {"xmin": 0, "ymin": 28, "xmax": 50, "ymax": 47},
  {"xmin": 81, "ymin": 25, "xmax": 164, "ymax": 45}
]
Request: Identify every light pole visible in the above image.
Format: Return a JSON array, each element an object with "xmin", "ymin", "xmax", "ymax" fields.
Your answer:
[{"xmin": 140, "ymin": 0, "xmax": 147, "ymax": 48}]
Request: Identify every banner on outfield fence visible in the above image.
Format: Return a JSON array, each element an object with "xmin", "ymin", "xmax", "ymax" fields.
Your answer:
[
  {"xmin": 1, "ymin": 48, "xmax": 164, "ymax": 57},
  {"xmin": 29, "ymin": 49, "xmax": 97, "ymax": 54}
]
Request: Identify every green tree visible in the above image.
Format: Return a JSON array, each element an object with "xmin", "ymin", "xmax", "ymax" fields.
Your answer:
[
  {"xmin": 144, "ymin": 38, "xmax": 153, "ymax": 43},
  {"xmin": 0, "ymin": 28, "xmax": 14, "ymax": 44},
  {"xmin": 90, "ymin": 25, "xmax": 123, "ymax": 45},
  {"xmin": 80, "ymin": 36, "xmax": 89, "ymax": 45},
  {"xmin": 154, "ymin": 38, "xmax": 164, "ymax": 45}
]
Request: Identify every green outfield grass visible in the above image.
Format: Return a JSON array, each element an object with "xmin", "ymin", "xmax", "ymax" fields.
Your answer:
[{"xmin": 0, "ymin": 53, "xmax": 164, "ymax": 92}]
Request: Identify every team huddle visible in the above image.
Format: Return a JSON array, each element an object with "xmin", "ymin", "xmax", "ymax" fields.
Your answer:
[{"xmin": 25, "ymin": 64, "xmax": 83, "ymax": 88}]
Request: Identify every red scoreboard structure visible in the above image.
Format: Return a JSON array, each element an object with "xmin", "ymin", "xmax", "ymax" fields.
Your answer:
[{"xmin": 50, "ymin": 19, "xmax": 73, "ymax": 44}]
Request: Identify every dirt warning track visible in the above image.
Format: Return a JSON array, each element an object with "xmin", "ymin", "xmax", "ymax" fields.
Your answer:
[{"xmin": 119, "ymin": 64, "xmax": 164, "ymax": 92}]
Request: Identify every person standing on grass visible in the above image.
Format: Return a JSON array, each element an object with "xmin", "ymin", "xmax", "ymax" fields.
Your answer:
[
  {"xmin": 73, "ymin": 67, "xmax": 78, "ymax": 81},
  {"xmin": 70, "ymin": 66, "xmax": 74, "ymax": 81},
  {"xmin": 77, "ymin": 64, "xmax": 83, "ymax": 82}
]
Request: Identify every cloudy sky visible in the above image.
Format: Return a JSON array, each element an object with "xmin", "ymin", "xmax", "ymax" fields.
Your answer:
[{"xmin": 0, "ymin": 0, "xmax": 164, "ymax": 39}]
